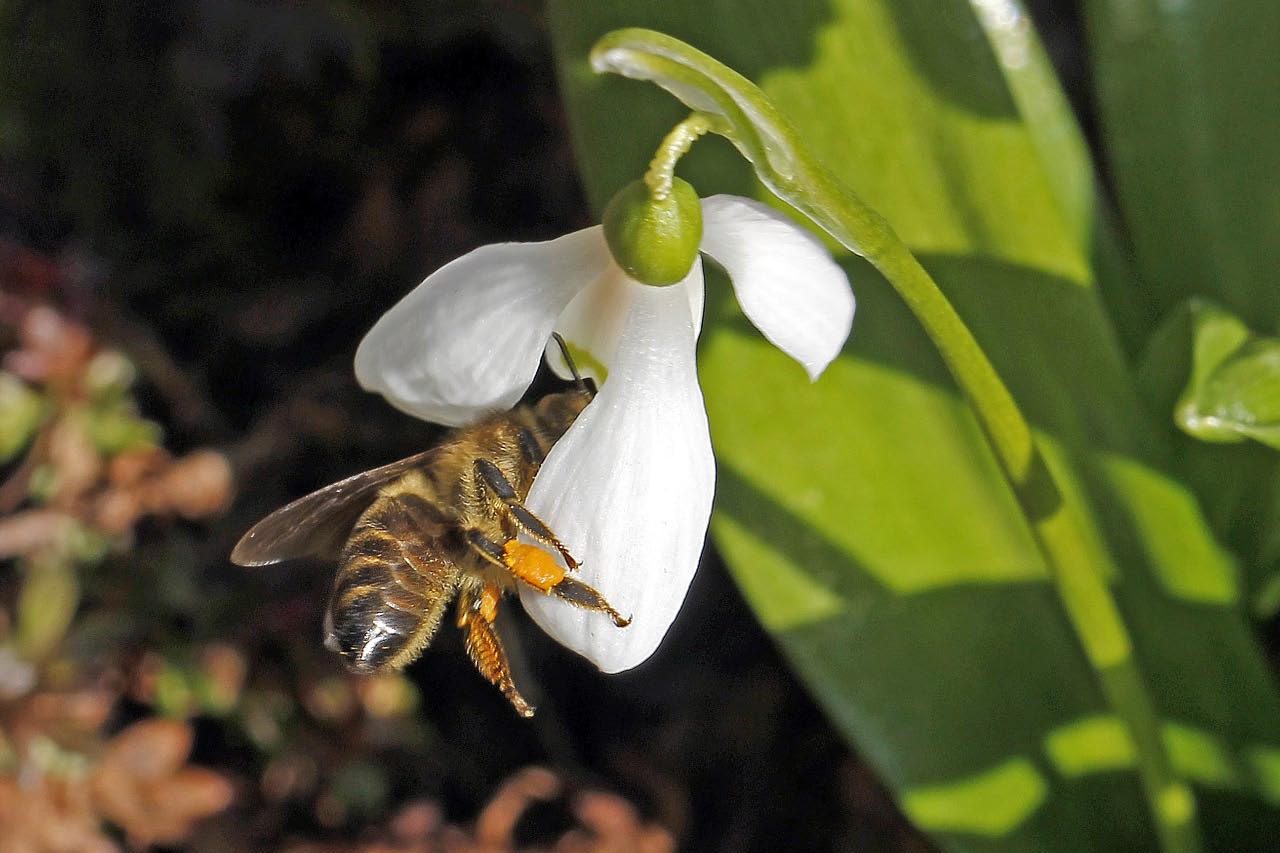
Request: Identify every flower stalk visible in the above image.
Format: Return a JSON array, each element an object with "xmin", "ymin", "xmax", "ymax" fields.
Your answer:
[
  {"xmin": 591, "ymin": 28, "xmax": 1201, "ymax": 853},
  {"xmin": 644, "ymin": 114, "xmax": 713, "ymax": 201}
]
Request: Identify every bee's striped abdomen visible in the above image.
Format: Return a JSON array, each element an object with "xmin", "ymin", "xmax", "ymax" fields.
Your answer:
[{"xmin": 326, "ymin": 482, "xmax": 463, "ymax": 673}]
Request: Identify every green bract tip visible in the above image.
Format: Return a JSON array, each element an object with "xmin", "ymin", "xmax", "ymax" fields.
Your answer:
[{"xmin": 602, "ymin": 178, "xmax": 702, "ymax": 286}]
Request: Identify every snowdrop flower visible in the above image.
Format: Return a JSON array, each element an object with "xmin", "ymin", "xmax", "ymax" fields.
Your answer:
[{"xmin": 355, "ymin": 178, "xmax": 852, "ymax": 673}]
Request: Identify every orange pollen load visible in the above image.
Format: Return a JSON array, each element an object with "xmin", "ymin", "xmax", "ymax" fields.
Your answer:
[
  {"xmin": 477, "ymin": 584, "xmax": 500, "ymax": 624},
  {"xmin": 502, "ymin": 541, "xmax": 567, "ymax": 593}
]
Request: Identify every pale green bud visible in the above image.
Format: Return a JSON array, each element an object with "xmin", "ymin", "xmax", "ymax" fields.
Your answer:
[{"xmin": 602, "ymin": 178, "xmax": 702, "ymax": 286}]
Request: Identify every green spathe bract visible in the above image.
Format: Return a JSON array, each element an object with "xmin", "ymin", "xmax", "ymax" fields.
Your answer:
[{"xmin": 602, "ymin": 178, "xmax": 702, "ymax": 286}]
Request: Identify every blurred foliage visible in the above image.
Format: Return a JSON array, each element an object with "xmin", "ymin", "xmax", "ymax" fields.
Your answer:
[{"xmin": 0, "ymin": 281, "xmax": 235, "ymax": 847}]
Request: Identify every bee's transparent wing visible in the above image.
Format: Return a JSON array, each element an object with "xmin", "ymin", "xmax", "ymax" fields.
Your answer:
[{"xmin": 231, "ymin": 449, "xmax": 439, "ymax": 566}]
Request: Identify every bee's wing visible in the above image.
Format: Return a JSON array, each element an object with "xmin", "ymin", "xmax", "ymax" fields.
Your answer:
[{"xmin": 231, "ymin": 449, "xmax": 440, "ymax": 566}]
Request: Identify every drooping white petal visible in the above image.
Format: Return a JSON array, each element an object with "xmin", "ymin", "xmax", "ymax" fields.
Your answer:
[
  {"xmin": 699, "ymin": 195, "xmax": 853, "ymax": 379},
  {"xmin": 544, "ymin": 257, "xmax": 705, "ymax": 383},
  {"xmin": 520, "ymin": 278, "xmax": 715, "ymax": 673},
  {"xmin": 355, "ymin": 227, "xmax": 610, "ymax": 426}
]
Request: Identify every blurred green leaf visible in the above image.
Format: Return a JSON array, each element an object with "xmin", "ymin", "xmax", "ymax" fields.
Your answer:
[
  {"xmin": 83, "ymin": 350, "xmax": 139, "ymax": 404},
  {"xmin": 1083, "ymin": 0, "xmax": 1280, "ymax": 595},
  {"xmin": 549, "ymin": 0, "xmax": 1280, "ymax": 848},
  {"xmin": 74, "ymin": 403, "xmax": 162, "ymax": 456},
  {"xmin": 16, "ymin": 555, "xmax": 80, "ymax": 662},
  {"xmin": 0, "ymin": 372, "xmax": 44, "ymax": 463},
  {"xmin": 1173, "ymin": 302, "xmax": 1280, "ymax": 449}
]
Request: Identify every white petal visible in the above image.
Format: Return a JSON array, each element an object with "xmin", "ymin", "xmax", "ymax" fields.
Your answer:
[
  {"xmin": 686, "ymin": 260, "xmax": 705, "ymax": 338},
  {"xmin": 544, "ymin": 257, "xmax": 706, "ymax": 382},
  {"xmin": 355, "ymin": 227, "xmax": 610, "ymax": 426},
  {"xmin": 541, "ymin": 264, "xmax": 633, "ymax": 385},
  {"xmin": 699, "ymin": 195, "xmax": 853, "ymax": 379},
  {"xmin": 520, "ymin": 278, "xmax": 715, "ymax": 673}
]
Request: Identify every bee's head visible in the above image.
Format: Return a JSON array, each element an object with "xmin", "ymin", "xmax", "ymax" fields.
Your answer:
[
  {"xmin": 534, "ymin": 385, "xmax": 594, "ymax": 439},
  {"xmin": 535, "ymin": 332, "xmax": 597, "ymax": 437}
]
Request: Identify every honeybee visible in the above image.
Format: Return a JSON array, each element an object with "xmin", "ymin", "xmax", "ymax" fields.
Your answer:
[{"xmin": 231, "ymin": 336, "xmax": 628, "ymax": 716}]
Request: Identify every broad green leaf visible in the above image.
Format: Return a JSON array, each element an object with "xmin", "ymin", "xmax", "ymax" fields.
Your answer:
[
  {"xmin": 16, "ymin": 554, "xmax": 79, "ymax": 662},
  {"xmin": 548, "ymin": 1, "xmax": 1280, "ymax": 848},
  {"xmin": 968, "ymin": 4, "xmax": 1147, "ymax": 355}
]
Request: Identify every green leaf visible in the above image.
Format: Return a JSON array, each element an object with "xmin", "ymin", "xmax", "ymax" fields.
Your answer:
[
  {"xmin": 16, "ymin": 554, "xmax": 80, "ymax": 662},
  {"xmin": 0, "ymin": 372, "xmax": 44, "ymax": 463},
  {"xmin": 1139, "ymin": 302, "xmax": 1280, "ymax": 616},
  {"xmin": 74, "ymin": 402, "xmax": 162, "ymax": 456},
  {"xmin": 549, "ymin": 1, "xmax": 1280, "ymax": 848},
  {"xmin": 1173, "ymin": 302, "xmax": 1280, "ymax": 449}
]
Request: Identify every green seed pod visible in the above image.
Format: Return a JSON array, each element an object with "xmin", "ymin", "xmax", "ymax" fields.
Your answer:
[{"xmin": 602, "ymin": 178, "xmax": 702, "ymax": 286}]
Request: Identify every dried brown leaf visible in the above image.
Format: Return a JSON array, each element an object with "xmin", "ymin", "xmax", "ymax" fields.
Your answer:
[
  {"xmin": 0, "ymin": 509, "xmax": 74, "ymax": 559},
  {"xmin": 47, "ymin": 418, "xmax": 102, "ymax": 508},
  {"xmin": 473, "ymin": 766, "xmax": 560, "ymax": 846},
  {"xmin": 155, "ymin": 449, "xmax": 234, "ymax": 518},
  {"xmin": 7, "ymin": 305, "xmax": 94, "ymax": 387},
  {"xmin": 96, "ymin": 718, "xmax": 191, "ymax": 782},
  {"xmin": 0, "ymin": 774, "xmax": 119, "ymax": 853},
  {"xmin": 91, "ymin": 718, "xmax": 233, "ymax": 846}
]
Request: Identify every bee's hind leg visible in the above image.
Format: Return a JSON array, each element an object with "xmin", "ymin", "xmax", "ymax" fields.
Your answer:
[
  {"xmin": 473, "ymin": 459, "xmax": 579, "ymax": 570},
  {"xmin": 456, "ymin": 584, "xmax": 535, "ymax": 717}
]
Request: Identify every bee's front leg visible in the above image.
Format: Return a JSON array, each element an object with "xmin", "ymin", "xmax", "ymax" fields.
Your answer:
[
  {"xmin": 473, "ymin": 459, "xmax": 579, "ymax": 570},
  {"xmin": 456, "ymin": 584, "xmax": 534, "ymax": 717}
]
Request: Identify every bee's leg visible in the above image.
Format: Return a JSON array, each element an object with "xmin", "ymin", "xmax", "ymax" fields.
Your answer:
[
  {"xmin": 502, "ymin": 541, "xmax": 630, "ymax": 628},
  {"xmin": 548, "ymin": 576, "xmax": 631, "ymax": 627},
  {"xmin": 456, "ymin": 584, "xmax": 535, "ymax": 717},
  {"xmin": 465, "ymin": 528, "xmax": 508, "ymax": 568},
  {"xmin": 465, "ymin": 530, "xmax": 624, "ymax": 626},
  {"xmin": 467, "ymin": 528, "xmax": 563, "ymax": 591},
  {"xmin": 473, "ymin": 459, "xmax": 579, "ymax": 570},
  {"xmin": 515, "ymin": 427, "xmax": 545, "ymax": 466}
]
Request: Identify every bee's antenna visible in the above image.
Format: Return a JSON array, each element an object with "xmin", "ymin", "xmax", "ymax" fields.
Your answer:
[{"xmin": 551, "ymin": 332, "xmax": 588, "ymax": 392}]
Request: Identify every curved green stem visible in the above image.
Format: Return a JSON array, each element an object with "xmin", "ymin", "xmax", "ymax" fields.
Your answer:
[
  {"xmin": 592, "ymin": 27, "xmax": 1201, "ymax": 853},
  {"xmin": 644, "ymin": 113, "xmax": 713, "ymax": 200}
]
